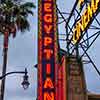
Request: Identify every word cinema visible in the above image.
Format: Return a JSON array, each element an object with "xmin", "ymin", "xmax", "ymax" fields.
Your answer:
[
  {"xmin": 38, "ymin": 0, "xmax": 58, "ymax": 100},
  {"xmin": 73, "ymin": 0, "xmax": 100, "ymax": 44}
]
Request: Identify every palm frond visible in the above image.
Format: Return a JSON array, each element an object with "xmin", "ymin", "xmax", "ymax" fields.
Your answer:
[
  {"xmin": 16, "ymin": 15, "xmax": 30, "ymax": 32},
  {"xmin": 20, "ymin": 9, "xmax": 34, "ymax": 17},
  {"xmin": 20, "ymin": 2, "xmax": 36, "ymax": 9},
  {"xmin": 26, "ymin": 9, "xmax": 34, "ymax": 16},
  {"xmin": 12, "ymin": 2, "xmax": 35, "ymax": 17},
  {"xmin": 5, "ymin": 0, "xmax": 14, "ymax": 8}
]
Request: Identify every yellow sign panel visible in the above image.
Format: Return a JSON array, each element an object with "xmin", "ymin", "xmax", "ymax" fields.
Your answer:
[
  {"xmin": 73, "ymin": 0, "xmax": 100, "ymax": 44},
  {"xmin": 78, "ymin": 0, "xmax": 84, "ymax": 8}
]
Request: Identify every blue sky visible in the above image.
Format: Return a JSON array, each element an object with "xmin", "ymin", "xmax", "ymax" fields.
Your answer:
[{"xmin": 0, "ymin": 0, "xmax": 99, "ymax": 100}]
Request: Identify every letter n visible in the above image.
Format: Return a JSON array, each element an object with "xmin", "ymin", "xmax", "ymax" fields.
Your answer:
[{"xmin": 44, "ymin": 92, "xmax": 54, "ymax": 100}]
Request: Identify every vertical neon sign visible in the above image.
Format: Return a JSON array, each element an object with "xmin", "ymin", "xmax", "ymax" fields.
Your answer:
[
  {"xmin": 57, "ymin": 56, "xmax": 67, "ymax": 100},
  {"xmin": 38, "ymin": 0, "xmax": 58, "ymax": 100}
]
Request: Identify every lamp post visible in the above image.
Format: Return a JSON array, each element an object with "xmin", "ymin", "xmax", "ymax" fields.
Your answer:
[{"xmin": 0, "ymin": 68, "xmax": 30, "ymax": 100}]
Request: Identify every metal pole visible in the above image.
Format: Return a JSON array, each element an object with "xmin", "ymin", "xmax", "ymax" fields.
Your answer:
[{"xmin": 0, "ymin": 31, "xmax": 9, "ymax": 100}]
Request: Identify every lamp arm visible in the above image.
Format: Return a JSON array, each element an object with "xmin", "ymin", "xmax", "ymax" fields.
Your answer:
[{"xmin": 0, "ymin": 71, "xmax": 26, "ymax": 80}]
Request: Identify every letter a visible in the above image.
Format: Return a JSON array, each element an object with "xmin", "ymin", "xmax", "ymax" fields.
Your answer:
[{"xmin": 44, "ymin": 77, "xmax": 54, "ymax": 88}]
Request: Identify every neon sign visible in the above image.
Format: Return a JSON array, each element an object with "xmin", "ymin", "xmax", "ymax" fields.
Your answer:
[
  {"xmin": 57, "ymin": 56, "xmax": 66, "ymax": 100},
  {"xmin": 73, "ymin": 0, "xmax": 100, "ymax": 44},
  {"xmin": 38, "ymin": 0, "xmax": 58, "ymax": 100},
  {"xmin": 78, "ymin": 0, "xmax": 84, "ymax": 8}
]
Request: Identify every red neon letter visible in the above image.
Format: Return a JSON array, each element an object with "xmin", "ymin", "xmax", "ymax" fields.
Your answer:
[
  {"xmin": 44, "ymin": 37, "xmax": 52, "ymax": 46},
  {"xmin": 46, "ymin": 64, "xmax": 51, "ymax": 74},
  {"xmin": 44, "ymin": 14, "xmax": 52, "ymax": 23},
  {"xmin": 44, "ymin": 25, "xmax": 52, "ymax": 34},
  {"xmin": 44, "ymin": 77, "xmax": 54, "ymax": 88},
  {"xmin": 44, "ymin": 3, "xmax": 52, "ymax": 12},
  {"xmin": 44, "ymin": 49, "xmax": 53, "ymax": 60},
  {"xmin": 44, "ymin": 92, "xmax": 54, "ymax": 100}
]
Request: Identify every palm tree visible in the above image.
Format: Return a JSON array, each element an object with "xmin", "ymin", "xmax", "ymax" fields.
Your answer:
[{"xmin": 0, "ymin": 0, "xmax": 35, "ymax": 100}]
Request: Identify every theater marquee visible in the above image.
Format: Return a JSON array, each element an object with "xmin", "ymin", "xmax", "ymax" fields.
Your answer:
[{"xmin": 38, "ymin": 0, "xmax": 58, "ymax": 100}]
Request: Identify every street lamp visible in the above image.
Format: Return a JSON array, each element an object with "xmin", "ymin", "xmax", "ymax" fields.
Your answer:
[
  {"xmin": 21, "ymin": 68, "xmax": 30, "ymax": 90},
  {"xmin": 0, "ymin": 68, "xmax": 30, "ymax": 100},
  {"xmin": 0, "ymin": 68, "xmax": 30, "ymax": 89}
]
